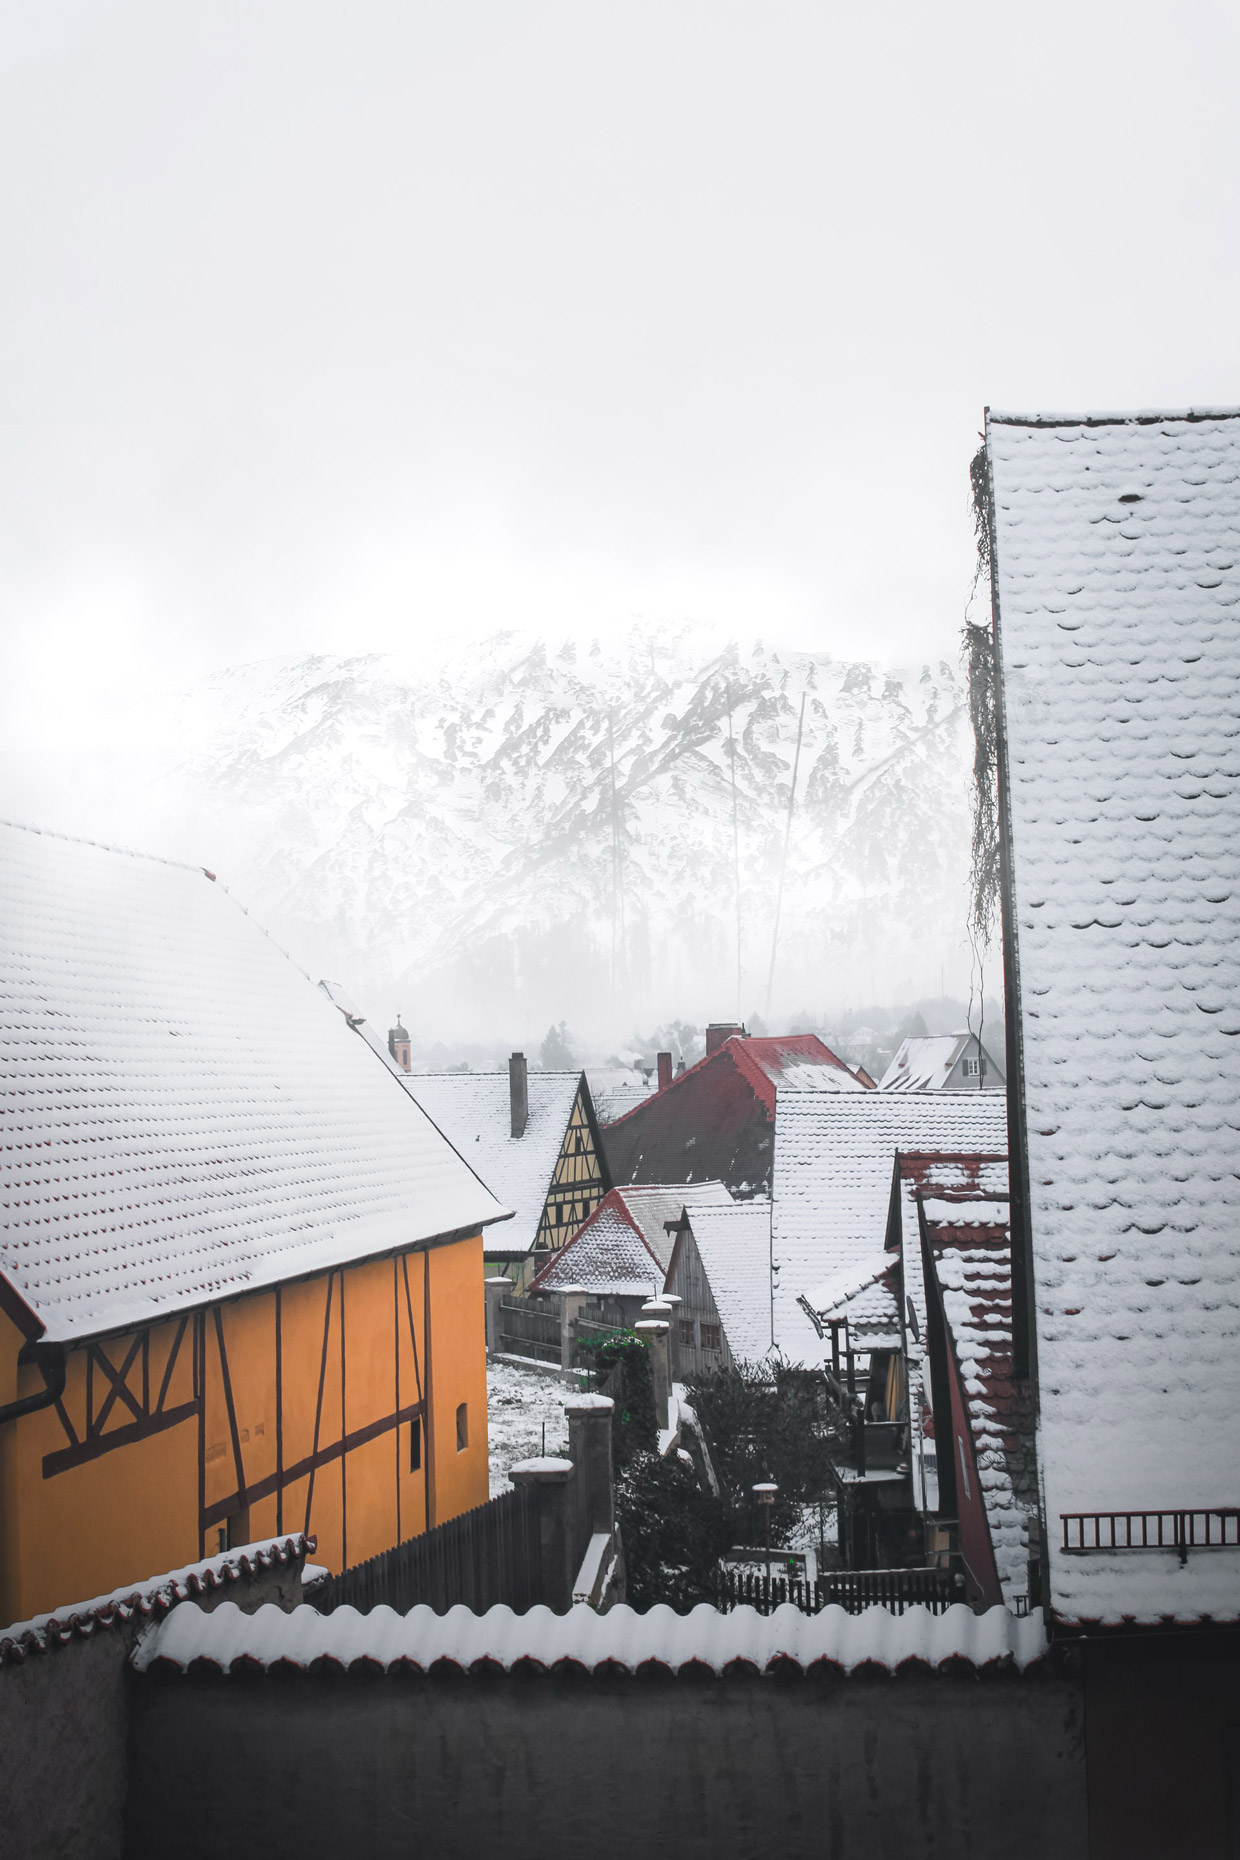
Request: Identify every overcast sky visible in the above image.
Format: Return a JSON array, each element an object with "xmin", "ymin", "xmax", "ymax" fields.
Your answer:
[{"xmin": 3, "ymin": 0, "xmax": 1237, "ymax": 830}]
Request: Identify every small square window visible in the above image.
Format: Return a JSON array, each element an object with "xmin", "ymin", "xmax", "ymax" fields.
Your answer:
[
  {"xmin": 456, "ymin": 1402, "xmax": 469, "ymax": 1452},
  {"xmin": 700, "ymin": 1323, "xmax": 721, "ymax": 1352},
  {"xmin": 679, "ymin": 1319, "xmax": 695, "ymax": 1347}
]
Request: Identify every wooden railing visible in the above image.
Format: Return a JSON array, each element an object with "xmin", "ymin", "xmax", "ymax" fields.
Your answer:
[
  {"xmin": 312, "ymin": 1484, "xmax": 544, "ymax": 1615},
  {"xmin": 1061, "ymin": 1508, "xmax": 1240, "ymax": 1564}
]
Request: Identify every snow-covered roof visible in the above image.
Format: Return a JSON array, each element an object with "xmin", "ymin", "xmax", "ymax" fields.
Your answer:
[
  {"xmin": 815, "ymin": 1262, "xmax": 901, "ymax": 1350},
  {"xmin": 775, "ymin": 1093, "xmax": 1008, "ymax": 1366},
  {"xmin": 0, "ymin": 1534, "xmax": 312, "ymax": 1659},
  {"xmin": 0, "ymin": 822, "xmax": 509, "ymax": 1343},
  {"xmin": 588, "ymin": 1073, "xmax": 655, "ymax": 1126},
  {"xmin": 888, "ymin": 1155, "xmax": 1010, "ymax": 1522},
  {"xmin": 879, "ymin": 1032, "xmax": 1004, "ymax": 1093},
  {"xmin": 988, "ymin": 406, "xmax": 1240, "ymax": 1626},
  {"xmin": 532, "ymin": 1183, "xmax": 731, "ymax": 1297},
  {"xmin": 401, "ymin": 1070, "xmax": 584, "ymax": 1257},
  {"xmin": 133, "ymin": 1596, "xmax": 1048, "ymax": 1676},
  {"xmin": 922, "ymin": 1196, "xmax": 1033, "ymax": 1610},
  {"xmin": 680, "ymin": 1201, "xmax": 774, "ymax": 1362}
]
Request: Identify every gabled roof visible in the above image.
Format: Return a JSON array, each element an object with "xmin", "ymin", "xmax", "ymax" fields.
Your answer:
[
  {"xmin": 987, "ymin": 405, "xmax": 1240, "ymax": 1626},
  {"xmin": 922, "ymin": 1193, "xmax": 1034, "ymax": 1611},
  {"xmin": 601, "ymin": 1033, "xmax": 865, "ymax": 1199},
  {"xmin": 777, "ymin": 1093, "xmax": 1008, "ymax": 1367},
  {"xmin": 0, "ymin": 822, "xmax": 508, "ymax": 1343},
  {"xmin": 814, "ymin": 1261, "xmax": 901, "ymax": 1350},
  {"xmin": 678, "ymin": 1201, "xmax": 773, "ymax": 1363},
  {"xmin": 531, "ymin": 1183, "xmax": 732, "ymax": 1297},
  {"xmin": 401, "ymin": 1070, "xmax": 590, "ymax": 1257},
  {"xmin": 879, "ymin": 1032, "xmax": 1005, "ymax": 1092}
]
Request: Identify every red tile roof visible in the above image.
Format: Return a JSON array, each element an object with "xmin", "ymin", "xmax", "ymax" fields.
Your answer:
[{"xmin": 601, "ymin": 1034, "xmax": 866, "ymax": 1198}]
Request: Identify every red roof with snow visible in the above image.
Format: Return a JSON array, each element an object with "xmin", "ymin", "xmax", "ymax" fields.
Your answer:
[{"xmin": 600, "ymin": 1034, "xmax": 867, "ymax": 1199}]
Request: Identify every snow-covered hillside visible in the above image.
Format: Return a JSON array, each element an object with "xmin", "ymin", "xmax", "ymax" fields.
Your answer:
[{"xmin": 136, "ymin": 624, "xmax": 972, "ymax": 1043}]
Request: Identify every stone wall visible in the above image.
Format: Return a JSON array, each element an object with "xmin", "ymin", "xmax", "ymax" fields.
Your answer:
[
  {"xmin": 0, "ymin": 1545, "xmax": 308, "ymax": 1860},
  {"xmin": 126, "ymin": 1661, "xmax": 1089, "ymax": 1860}
]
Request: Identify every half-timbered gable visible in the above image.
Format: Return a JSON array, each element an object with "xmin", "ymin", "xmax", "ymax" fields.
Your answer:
[
  {"xmin": 404, "ymin": 1061, "xmax": 609, "ymax": 1281},
  {"xmin": 0, "ymin": 821, "xmax": 508, "ymax": 1623}
]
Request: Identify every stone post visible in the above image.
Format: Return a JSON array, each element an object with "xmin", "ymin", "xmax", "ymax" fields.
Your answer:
[
  {"xmin": 484, "ymin": 1277, "xmax": 510, "ymax": 1361},
  {"xmin": 565, "ymin": 1394, "xmax": 615, "ymax": 1539},
  {"xmin": 559, "ymin": 1286, "xmax": 588, "ymax": 1374},
  {"xmin": 641, "ymin": 1296, "xmax": 677, "ymax": 1384},
  {"xmin": 634, "ymin": 1319, "xmax": 671, "ymax": 1433},
  {"xmin": 509, "ymin": 1457, "xmax": 575, "ymax": 1612}
]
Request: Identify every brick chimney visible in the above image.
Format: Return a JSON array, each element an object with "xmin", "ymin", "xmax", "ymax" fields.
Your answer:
[
  {"xmin": 657, "ymin": 1051, "xmax": 673, "ymax": 1092},
  {"xmin": 387, "ymin": 1016, "xmax": 411, "ymax": 1072},
  {"xmin": 706, "ymin": 1022, "xmax": 745, "ymax": 1056},
  {"xmin": 509, "ymin": 1051, "xmax": 528, "ymax": 1138}
]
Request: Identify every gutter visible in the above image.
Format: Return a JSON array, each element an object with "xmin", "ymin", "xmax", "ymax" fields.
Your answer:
[{"xmin": 0, "ymin": 1342, "xmax": 66, "ymax": 1428}]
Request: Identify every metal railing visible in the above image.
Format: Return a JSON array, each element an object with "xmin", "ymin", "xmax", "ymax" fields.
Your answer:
[
  {"xmin": 714, "ymin": 1564, "xmax": 956, "ymax": 1618},
  {"xmin": 1061, "ymin": 1509, "xmax": 1240, "ymax": 1564}
]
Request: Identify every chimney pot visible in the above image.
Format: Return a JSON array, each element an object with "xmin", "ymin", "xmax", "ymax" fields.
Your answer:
[
  {"xmin": 657, "ymin": 1051, "xmax": 673, "ymax": 1092},
  {"xmin": 509, "ymin": 1052, "xmax": 529, "ymax": 1139}
]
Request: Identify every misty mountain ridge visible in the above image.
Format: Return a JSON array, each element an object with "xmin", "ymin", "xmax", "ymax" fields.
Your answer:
[{"xmin": 145, "ymin": 624, "xmax": 975, "ymax": 1045}]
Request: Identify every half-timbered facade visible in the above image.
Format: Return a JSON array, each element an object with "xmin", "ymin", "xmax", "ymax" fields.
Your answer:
[
  {"xmin": 403, "ymin": 1059, "xmax": 610, "ymax": 1284},
  {"xmin": 0, "ymin": 822, "xmax": 508, "ymax": 1624}
]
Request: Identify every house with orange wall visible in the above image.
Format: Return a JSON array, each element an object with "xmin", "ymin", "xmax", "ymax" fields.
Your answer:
[{"xmin": 0, "ymin": 821, "xmax": 511, "ymax": 1625}]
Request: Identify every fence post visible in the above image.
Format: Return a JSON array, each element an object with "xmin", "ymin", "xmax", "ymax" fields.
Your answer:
[
  {"xmin": 510, "ymin": 1457, "xmax": 575, "ymax": 1611},
  {"xmin": 559, "ymin": 1287, "xmax": 588, "ymax": 1373},
  {"xmin": 634, "ymin": 1318, "xmax": 671, "ymax": 1432},
  {"xmin": 485, "ymin": 1277, "xmax": 511, "ymax": 1361}
]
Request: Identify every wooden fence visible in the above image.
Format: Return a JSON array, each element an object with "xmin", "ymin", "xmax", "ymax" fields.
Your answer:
[
  {"xmin": 498, "ymin": 1299, "xmax": 561, "ymax": 1365},
  {"xmin": 714, "ymin": 1564, "xmax": 957, "ymax": 1617},
  {"xmin": 312, "ymin": 1484, "xmax": 545, "ymax": 1615}
]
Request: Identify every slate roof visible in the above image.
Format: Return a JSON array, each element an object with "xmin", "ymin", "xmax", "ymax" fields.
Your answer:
[
  {"xmin": 401, "ymin": 1071, "xmax": 590, "ymax": 1258},
  {"xmin": 602, "ymin": 1034, "xmax": 865, "ymax": 1199},
  {"xmin": 0, "ymin": 822, "xmax": 509, "ymax": 1343},
  {"xmin": 775, "ymin": 1093, "xmax": 1008, "ymax": 1368},
  {"xmin": 531, "ymin": 1183, "xmax": 732, "ymax": 1297},
  {"xmin": 987, "ymin": 406, "xmax": 1240, "ymax": 1625},
  {"xmin": 680, "ymin": 1201, "xmax": 774, "ymax": 1362},
  {"xmin": 879, "ymin": 1032, "xmax": 1005, "ymax": 1092},
  {"xmin": 922, "ymin": 1194, "xmax": 1034, "ymax": 1610}
]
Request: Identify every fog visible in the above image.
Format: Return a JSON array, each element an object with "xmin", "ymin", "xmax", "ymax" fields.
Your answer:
[{"xmin": 2, "ymin": 2, "xmax": 1235, "ymax": 1048}]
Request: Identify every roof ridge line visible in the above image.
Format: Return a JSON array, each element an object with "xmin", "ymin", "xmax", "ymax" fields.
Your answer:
[
  {"xmin": 986, "ymin": 405, "xmax": 1240, "ymax": 429},
  {"xmin": 0, "ymin": 815, "xmax": 208, "ymax": 877}
]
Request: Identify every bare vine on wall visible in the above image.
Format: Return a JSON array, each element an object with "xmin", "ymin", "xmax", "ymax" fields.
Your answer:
[{"xmin": 965, "ymin": 444, "xmax": 1001, "ymax": 949}]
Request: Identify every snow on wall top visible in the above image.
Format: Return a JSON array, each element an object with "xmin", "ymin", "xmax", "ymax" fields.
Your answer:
[
  {"xmin": 923, "ymin": 1198, "xmax": 1033, "ymax": 1609},
  {"xmin": 776, "ymin": 1094, "xmax": 1008, "ymax": 1367},
  {"xmin": 533, "ymin": 1183, "xmax": 731, "ymax": 1296},
  {"xmin": 133, "ymin": 1596, "xmax": 1048, "ymax": 1676},
  {"xmin": 988, "ymin": 407, "xmax": 1240, "ymax": 1625},
  {"xmin": 0, "ymin": 1534, "xmax": 311, "ymax": 1661},
  {"xmin": 681, "ymin": 1201, "xmax": 774, "ymax": 1361},
  {"xmin": 0, "ymin": 822, "xmax": 508, "ymax": 1342},
  {"xmin": 401, "ymin": 1070, "xmax": 583, "ymax": 1256}
]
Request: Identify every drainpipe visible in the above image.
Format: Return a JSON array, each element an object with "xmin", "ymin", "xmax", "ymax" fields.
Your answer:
[{"xmin": 0, "ymin": 1342, "xmax": 66, "ymax": 1427}]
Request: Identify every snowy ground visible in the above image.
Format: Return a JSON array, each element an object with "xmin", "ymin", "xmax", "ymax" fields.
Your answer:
[{"xmin": 486, "ymin": 1360, "xmax": 573, "ymax": 1498}]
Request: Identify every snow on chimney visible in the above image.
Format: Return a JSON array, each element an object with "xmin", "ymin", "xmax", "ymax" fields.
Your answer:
[
  {"xmin": 657, "ymin": 1051, "xmax": 673, "ymax": 1092},
  {"xmin": 509, "ymin": 1052, "xmax": 529, "ymax": 1138},
  {"xmin": 706, "ymin": 1022, "xmax": 745, "ymax": 1056}
]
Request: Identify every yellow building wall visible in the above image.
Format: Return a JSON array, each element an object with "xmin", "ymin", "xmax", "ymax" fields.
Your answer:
[{"xmin": 0, "ymin": 1233, "xmax": 488, "ymax": 1626}]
